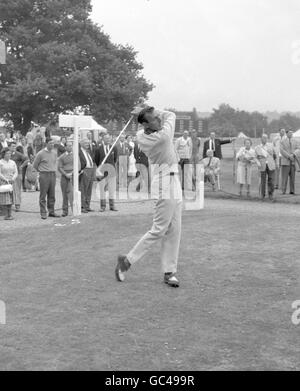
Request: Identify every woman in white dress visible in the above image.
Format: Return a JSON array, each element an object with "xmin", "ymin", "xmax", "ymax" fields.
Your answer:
[{"xmin": 236, "ymin": 138, "xmax": 260, "ymax": 197}]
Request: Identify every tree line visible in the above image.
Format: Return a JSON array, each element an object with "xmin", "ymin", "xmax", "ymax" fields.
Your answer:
[
  {"xmin": 0, "ymin": 0, "xmax": 153, "ymax": 134},
  {"xmin": 206, "ymin": 104, "xmax": 300, "ymax": 137}
]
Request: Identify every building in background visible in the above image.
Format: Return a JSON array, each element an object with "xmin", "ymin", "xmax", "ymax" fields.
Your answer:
[{"xmin": 107, "ymin": 108, "xmax": 209, "ymax": 137}]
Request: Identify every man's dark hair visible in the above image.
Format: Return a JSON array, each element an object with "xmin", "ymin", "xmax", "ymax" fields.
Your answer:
[
  {"xmin": 137, "ymin": 107, "xmax": 154, "ymax": 125},
  {"xmin": 1, "ymin": 147, "xmax": 10, "ymax": 159}
]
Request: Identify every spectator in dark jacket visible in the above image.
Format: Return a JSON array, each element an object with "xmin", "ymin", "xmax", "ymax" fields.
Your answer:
[{"xmin": 203, "ymin": 132, "xmax": 236, "ymax": 159}]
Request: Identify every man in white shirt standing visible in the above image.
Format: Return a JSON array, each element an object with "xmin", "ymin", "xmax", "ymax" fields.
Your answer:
[
  {"xmin": 115, "ymin": 107, "xmax": 182, "ymax": 288},
  {"xmin": 175, "ymin": 130, "xmax": 192, "ymax": 191}
]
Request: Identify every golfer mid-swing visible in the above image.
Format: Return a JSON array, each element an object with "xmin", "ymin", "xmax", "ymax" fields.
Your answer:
[{"xmin": 115, "ymin": 107, "xmax": 182, "ymax": 287}]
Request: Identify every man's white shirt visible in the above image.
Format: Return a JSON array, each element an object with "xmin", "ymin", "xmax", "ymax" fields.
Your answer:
[
  {"xmin": 175, "ymin": 136, "xmax": 192, "ymax": 159},
  {"xmin": 81, "ymin": 148, "xmax": 93, "ymax": 168}
]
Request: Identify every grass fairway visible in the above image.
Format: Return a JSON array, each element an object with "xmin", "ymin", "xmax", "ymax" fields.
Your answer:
[{"xmin": 1, "ymin": 199, "xmax": 300, "ymax": 370}]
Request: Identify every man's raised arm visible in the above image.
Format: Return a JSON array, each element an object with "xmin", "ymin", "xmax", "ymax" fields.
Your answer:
[{"xmin": 156, "ymin": 110, "xmax": 176, "ymax": 140}]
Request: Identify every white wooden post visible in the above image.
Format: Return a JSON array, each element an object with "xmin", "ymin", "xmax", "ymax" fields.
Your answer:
[
  {"xmin": 184, "ymin": 165, "xmax": 204, "ymax": 210},
  {"xmin": 58, "ymin": 114, "xmax": 105, "ymax": 215},
  {"xmin": 0, "ymin": 300, "xmax": 6, "ymax": 325},
  {"xmin": 0, "ymin": 40, "xmax": 6, "ymax": 64},
  {"xmin": 73, "ymin": 118, "xmax": 81, "ymax": 216}
]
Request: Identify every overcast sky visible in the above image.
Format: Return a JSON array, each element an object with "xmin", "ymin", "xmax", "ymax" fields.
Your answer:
[{"xmin": 91, "ymin": 0, "xmax": 300, "ymax": 112}]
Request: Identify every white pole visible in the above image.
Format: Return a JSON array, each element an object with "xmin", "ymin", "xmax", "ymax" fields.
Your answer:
[
  {"xmin": 73, "ymin": 119, "xmax": 81, "ymax": 216},
  {"xmin": 184, "ymin": 165, "xmax": 204, "ymax": 210},
  {"xmin": 0, "ymin": 40, "xmax": 6, "ymax": 65}
]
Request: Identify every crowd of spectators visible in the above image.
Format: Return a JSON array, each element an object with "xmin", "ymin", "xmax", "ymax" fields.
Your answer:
[{"xmin": 0, "ymin": 125, "xmax": 299, "ymax": 221}]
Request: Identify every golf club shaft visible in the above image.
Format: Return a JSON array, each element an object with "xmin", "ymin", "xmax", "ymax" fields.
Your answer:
[{"xmin": 98, "ymin": 115, "xmax": 134, "ymax": 170}]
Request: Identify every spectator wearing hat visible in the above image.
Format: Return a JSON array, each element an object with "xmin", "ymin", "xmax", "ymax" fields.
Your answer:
[{"xmin": 33, "ymin": 138, "xmax": 60, "ymax": 219}]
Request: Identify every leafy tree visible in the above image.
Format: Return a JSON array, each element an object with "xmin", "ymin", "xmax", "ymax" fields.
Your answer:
[
  {"xmin": 207, "ymin": 103, "xmax": 268, "ymax": 137},
  {"xmin": 267, "ymin": 113, "xmax": 300, "ymax": 134},
  {"xmin": 0, "ymin": 0, "xmax": 153, "ymax": 134},
  {"xmin": 250, "ymin": 111, "xmax": 268, "ymax": 138},
  {"xmin": 208, "ymin": 104, "xmax": 238, "ymax": 136}
]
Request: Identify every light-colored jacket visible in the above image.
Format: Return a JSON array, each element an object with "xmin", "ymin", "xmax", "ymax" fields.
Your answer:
[
  {"xmin": 255, "ymin": 143, "xmax": 277, "ymax": 172},
  {"xmin": 280, "ymin": 137, "xmax": 299, "ymax": 166},
  {"xmin": 236, "ymin": 147, "xmax": 258, "ymax": 166},
  {"xmin": 202, "ymin": 156, "xmax": 220, "ymax": 174}
]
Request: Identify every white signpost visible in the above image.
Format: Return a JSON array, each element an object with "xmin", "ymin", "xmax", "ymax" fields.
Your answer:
[
  {"xmin": 184, "ymin": 165, "xmax": 205, "ymax": 210},
  {"xmin": 59, "ymin": 115, "xmax": 95, "ymax": 217},
  {"xmin": 0, "ymin": 40, "xmax": 6, "ymax": 65},
  {"xmin": 0, "ymin": 300, "xmax": 6, "ymax": 325}
]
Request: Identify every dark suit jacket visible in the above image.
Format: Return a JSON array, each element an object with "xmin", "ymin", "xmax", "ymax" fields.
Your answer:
[
  {"xmin": 95, "ymin": 144, "xmax": 118, "ymax": 169},
  {"xmin": 203, "ymin": 138, "xmax": 231, "ymax": 159},
  {"xmin": 79, "ymin": 148, "xmax": 88, "ymax": 172},
  {"xmin": 87, "ymin": 140, "xmax": 98, "ymax": 163},
  {"xmin": 134, "ymin": 142, "xmax": 149, "ymax": 167},
  {"xmin": 95, "ymin": 144, "xmax": 118, "ymax": 179}
]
